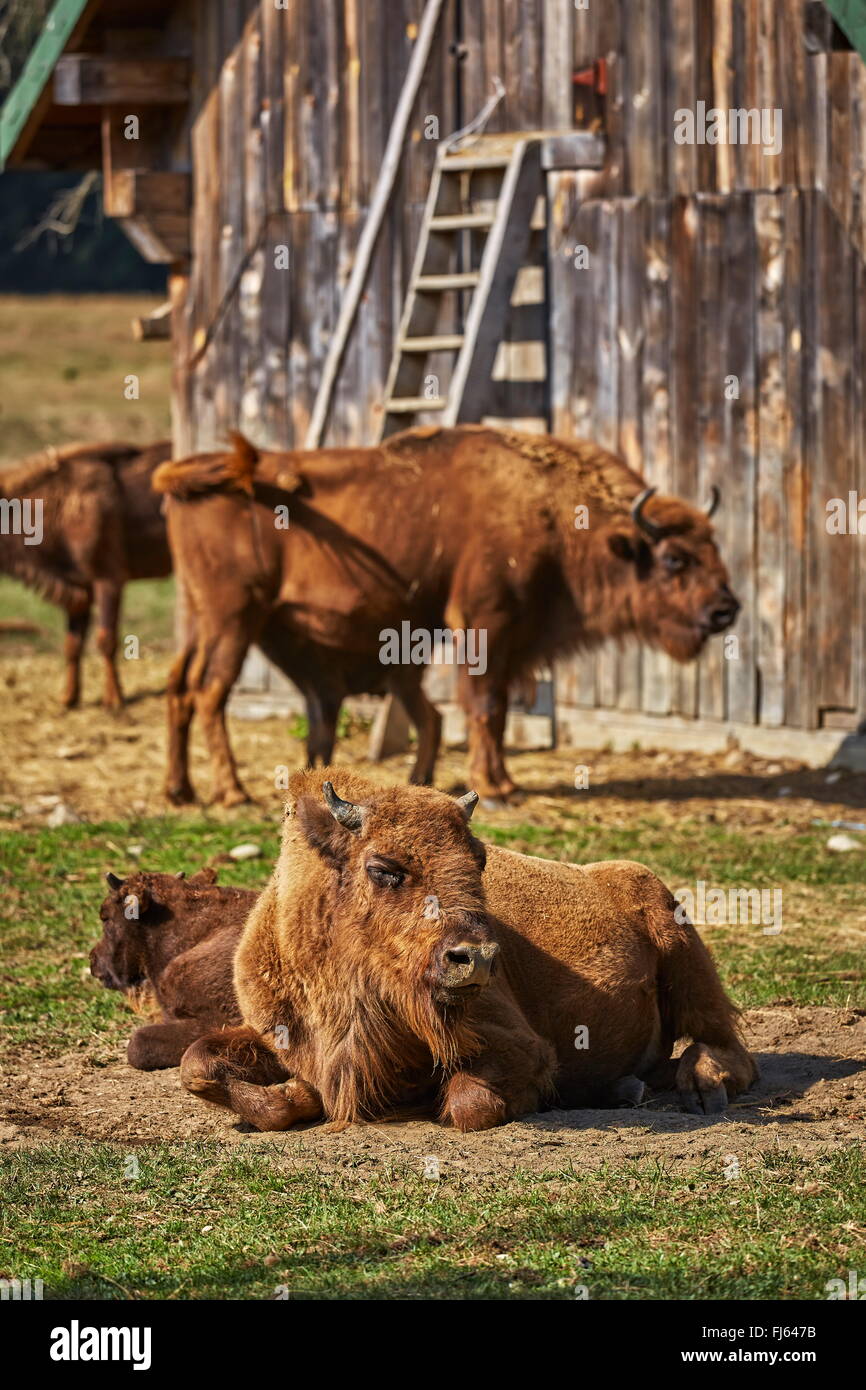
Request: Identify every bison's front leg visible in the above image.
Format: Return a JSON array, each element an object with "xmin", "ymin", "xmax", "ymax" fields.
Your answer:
[
  {"xmin": 128, "ymin": 1019, "xmax": 207, "ymax": 1071},
  {"xmin": 441, "ymin": 1072, "xmax": 508, "ymax": 1131},
  {"xmin": 61, "ymin": 599, "xmax": 92, "ymax": 709},
  {"xmin": 94, "ymin": 579, "xmax": 124, "ymax": 710},
  {"xmin": 180, "ymin": 1025, "xmax": 322, "ymax": 1131},
  {"xmin": 440, "ymin": 1015, "xmax": 557, "ymax": 1132}
]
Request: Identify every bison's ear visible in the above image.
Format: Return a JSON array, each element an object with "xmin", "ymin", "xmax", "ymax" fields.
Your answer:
[
  {"xmin": 608, "ymin": 529, "xmax": 636, "ymax": 562},
  {"xmin": 189, "ymin": 866, "xmax": 218, "ymax": 885},
  {"xmin": 125, "ymin": 885, "xmax": 152, "ymax": 916},
  {"xmin": 106, "ymin": 871, "xmax": 124, "ymax": 892},
  {"xmin": 608, "ymin": 529, "xmax": 652, "ymax": 574},
  {"xmin": 295, "ymin": 795, "xmax": 353, "ymax": 867}
]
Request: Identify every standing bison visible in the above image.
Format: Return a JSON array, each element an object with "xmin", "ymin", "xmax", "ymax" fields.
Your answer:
[
  {"xmin": 0, "ymin": 439, "xmax": 172, "ymax": 708},
  {"xmin": 179, "ymin": 770, "xmax": 757, "ymax": 1132},
  {"xmin": 155, "ymin": 426, "xmax": 738, "ymax": 804}
]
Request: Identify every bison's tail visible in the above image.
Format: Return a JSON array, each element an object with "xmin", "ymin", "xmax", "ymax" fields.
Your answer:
[{"xmin": 153, "ymin": 432, "xmax": 258, "ymax": 500}]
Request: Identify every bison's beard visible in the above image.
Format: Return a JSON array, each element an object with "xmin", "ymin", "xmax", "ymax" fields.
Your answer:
[
  {"xmin": 653, "ymin": 618, "xmax": 712, "ymax": 663},
  {"xmin": 123, "ymin": 980, "xmax": 160, "ymax": 1018},
  {"xmin": 321, "ymin": 975, "xmax": 484, "ymax": 1126}
]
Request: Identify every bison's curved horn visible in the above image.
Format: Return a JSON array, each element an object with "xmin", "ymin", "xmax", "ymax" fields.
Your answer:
[
  {"xmin": 631, "ymin": 487, "xmax": 664, "ymax": 542},
  {"xmin": 106, "ymin": 872, "xmax": 123, "ymax": 891},
  {"xmin": 455, "ymin": 790, "xmax": 479, "ymax": 821},
  {"xmin": 322, "ymin": 781, "xmax": 364, "ymax": 832},
  {"xmin": 704, "ymin": 485, "xmax": 720, "ymax": 519}
]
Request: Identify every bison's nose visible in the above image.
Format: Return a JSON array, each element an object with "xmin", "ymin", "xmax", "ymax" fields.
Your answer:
[
  {"xmin": 89, "ymin": 950, "xmax": 110, "ymax": 986},
  {"xmin": 442, "ymin": 941, "xmax": 499, "ymax": 989},
  {"xmin": 705, "ymin": 590, "xmax": 740, "ymax": 633}
]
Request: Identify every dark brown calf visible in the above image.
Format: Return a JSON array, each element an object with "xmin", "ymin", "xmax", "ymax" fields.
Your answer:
[
  {"xmin": 90, "ymin": 868, "xmax": 255, "ymax": 1068},
  {"xmin": 0, "ymin": 440, "xmax": 172, "ymax": 709}
]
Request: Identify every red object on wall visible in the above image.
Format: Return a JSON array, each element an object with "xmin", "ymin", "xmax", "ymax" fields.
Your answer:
[{"xmin": 572, "ymin": 58, "xmax": 607, "ymax": 96}]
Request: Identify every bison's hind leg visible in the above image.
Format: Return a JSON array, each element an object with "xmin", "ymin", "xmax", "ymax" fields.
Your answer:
[
  {"xmin": 605, "ymin": 1075, "xmax": 647, "ymax": 1107},
  {"xmin": 653, "ymin": 910, "xmax": 759, "ymax": 1116},
  {"xmin": 677, "ymin": 1042, "xmax": 758, "ymax": 1116},
  {"xmin": 180, "ymin": 1025, "xmax": 322, "ymax": 1131},
  {"xmin": 165, "ymin": 639, "xmax": 198, "ymax": 804}
]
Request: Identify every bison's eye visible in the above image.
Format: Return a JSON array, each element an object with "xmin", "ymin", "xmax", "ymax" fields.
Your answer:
[
  {"xmin": 366, "ymin": 860, "xmax": 405, "ymax": 890},
  {"xmin": 662, "ymin": 550, "xmax": 687, "ymax": 573}
]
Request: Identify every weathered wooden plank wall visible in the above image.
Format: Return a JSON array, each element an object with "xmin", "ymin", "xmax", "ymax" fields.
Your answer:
[
  {"xmin": 180, "ymin": 0, "xmax": 461, "ymax": 461},
  {"xmin": 549, "ymin": 187, "xmax": 866, "ymax": 732},
  {"xmin": 548, "ymin": 2, "xmax": 866, "ymax": 733}
]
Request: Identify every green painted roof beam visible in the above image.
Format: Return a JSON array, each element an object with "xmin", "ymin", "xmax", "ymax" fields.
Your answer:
[
  {"xmin": 826, "ymin": 0, "xmax": 866, "ymax": 64},
  {"xmin": 0, "ymin": 0, "xmax": 92, "ymax": 169}
]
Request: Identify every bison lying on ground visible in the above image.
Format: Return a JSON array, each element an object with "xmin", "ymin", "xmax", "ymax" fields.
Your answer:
[
  {"xmin": 180, "ymin": 770, "xmax": 757, "ymax": 1132},
  {"xmin": 0, "ymin": 439, "xmax": 172, "ymax": 708},
  {"xmin": 155, "ymin": 426, "xmax": 738, "ymax": 805},
  {"xmin": 90, "ymin": 868, "xmax": 254, "ymax": 1068}
]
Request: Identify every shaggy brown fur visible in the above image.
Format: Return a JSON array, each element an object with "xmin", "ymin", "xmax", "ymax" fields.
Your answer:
[
  {"xmin": 180, "ymin": 770, "xmax": 757, "ymax": 1132},
  {"xmin": 90, "ymin": 868, "xmax": 254, "ymax": 1069},
  {"xmin": 155, "ymin": 425, "xmax": 738, "ymax": 803},
  {"xmin": 1, "ymin": 439, "xmax": 172, "ymax": 707}
]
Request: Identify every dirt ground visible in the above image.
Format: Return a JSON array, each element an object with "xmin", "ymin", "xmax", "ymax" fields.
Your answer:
[
  {"xmin": 0, "ymin": 1009, "xmax": 862, "ymax": 1175},
  {"xmin": 3, "ymin": 648, "xmax": 866, "ymax": 830}
]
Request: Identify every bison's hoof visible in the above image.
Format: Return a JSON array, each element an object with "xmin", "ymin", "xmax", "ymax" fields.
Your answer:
[
  {"xmin": 216, "ymin": 787, "xmax": 253, "ymax": 809},
  {"xmin": 479, "ymin": 784, "xmax": 518, "ymax": 810},
  {"xmin": 610, "ymin": 1075, "xmax": 647, "ymax": 1107},
  {"xmin": 677, "ymin": 1042, "xmax": 731, "ymax": 1116},
  {"xmin": 680, "ymin": 1082, "xmax": 728, "ymax": 1116},
  {"xmin": 166, "ymin": 783, "xmax": 196, "ymax": 806}
]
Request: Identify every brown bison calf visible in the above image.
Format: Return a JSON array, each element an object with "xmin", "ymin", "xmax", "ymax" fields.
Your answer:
[
  {"xmin": 180, "ymin": 771, "xmax": 757, "ymax": 1132},
  {"xmin": 0, "ymin": 439, "xmax": 172, "ymax": 708},
  {"xmin": 91, "ymin": 868, "xmax": 254, "ymax": 1068}
]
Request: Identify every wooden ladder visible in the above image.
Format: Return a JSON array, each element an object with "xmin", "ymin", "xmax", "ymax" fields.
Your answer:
[
  {"xmin": 366, "ymin": 129, "xmax": 605, "ymax": 764},
  {"xmin": 376, "ymin": 133, "xmax": 544, "ymax": 441}
]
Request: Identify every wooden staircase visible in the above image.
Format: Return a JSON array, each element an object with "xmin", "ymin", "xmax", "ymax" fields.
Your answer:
[{"xmin": 377, "ymin": 133, "xmax": 546, "ymax": 440}]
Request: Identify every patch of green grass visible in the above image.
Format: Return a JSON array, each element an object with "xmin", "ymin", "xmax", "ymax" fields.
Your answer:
[
  {"xmin": 0, "ymin": 575, "xmax": 176, "ymax": 653},
  {"xmin": 0, "ymin": 1142, "xmax": 860, "ymax": 1300},
  {"xmin": 0, "ymin": 817, "xmax": 278, "ymax": 1057},
  {"xmin": 288, "ymin": 707, "xmax": 371, "ymax": 743}
]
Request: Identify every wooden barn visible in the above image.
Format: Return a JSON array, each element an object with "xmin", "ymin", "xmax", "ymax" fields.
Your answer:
[{"xmin": 4, "ymin": 0, "xmax": 866, "ymax": 763}]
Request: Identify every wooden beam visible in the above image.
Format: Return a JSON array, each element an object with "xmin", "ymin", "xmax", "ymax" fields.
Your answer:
[
  {"xmin": 115, "ymin": 214, "xmax": 189, "ymax": 264},
  {"xmin": 132, "ymin": 301, "xmax": 172, "ymax": 341},
  {"xmin": 540, "ymin": 132, "xmax": 607, "ymax": 170},
  {"xmin": 0, "ymin": 0, "xmax": 99, "ymax": 169},
  {"xmin": 53, "ymin": 55, "xmax": 190, "ymax": 106},
  {"xmin": 304, "ymin": 0, "xmax": 447, "ymax": 448},
  {"xmin": 100, "ymin": 153, "xmax": 191, "ymax": 263},
  {"xmin": 104, "ymin": 170, "xmax": 190, "ymax": 219}
]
